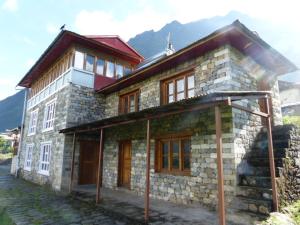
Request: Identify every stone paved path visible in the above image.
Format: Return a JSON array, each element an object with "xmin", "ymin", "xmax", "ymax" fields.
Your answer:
[{"xmin": 0, "ymin": 164, "xmax": 259, "ymax": 225}]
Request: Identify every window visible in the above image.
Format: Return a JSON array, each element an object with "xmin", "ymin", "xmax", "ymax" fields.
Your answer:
[
  {"xmin": 106, "ymin": 61, "xmax": 115, "ymax": 78},
  {"xmin": 28, "ymin": 109, "xmax": 38, "ymax": 135},
  {"xmin": 85, "ymin": 54, "xmax": 95, "ymax": 72},
  {"xmin": 116, "ymin": 64, "xmax": 124, "ymax": 78},
  {"xmin": 96, "ymin": 58, "xmax": 105, "ymax": 75},
  {"xmin": 124, "ymin": 67, "xmax": 132, "ymax": 76},
  {"xmin": 119, "ymin": 90, "xmax": 140, "ymax": 114},
  {"xmin": 156, "ymin": 135, "xmax": 191, "ymax": 175},
  {"xmin": 74, "ymin": 51, "xmax": 84, "ymax": 69},
  {"xmin": 162, "ymin": 72, "xmax": 195, "ymax": 104},
  {"xmin": 24, "ymin": 144, "xmax": 33, "ymax": 171},
  {"xmin": 39, "ymin": 142, "xmax": 51, "ymax": 175},
  {"xmin": 43, "ymin": 99, "xmax": 56, "ymax": 131}
]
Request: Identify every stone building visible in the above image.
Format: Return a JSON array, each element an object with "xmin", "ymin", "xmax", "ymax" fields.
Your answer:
[{"xmin": 15, "ymin": 20, "xmax": 297, "ymax": 222}]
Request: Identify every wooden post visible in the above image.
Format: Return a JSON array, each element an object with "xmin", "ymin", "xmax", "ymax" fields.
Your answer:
[
  {"xmin": 265, "ymin": 97, "xmax": 279, "ymax": 211},
  {"xmin": 215, "ymin": 106, "xmax": 226, "ymax": 225},
  {"xmin": 69, "ymin": 132, "xmax": 76, "ymax": 193},
  {"xmin": 145, "ymin": 120, "xmax": 151, "ymax": 222},
  {"xmin": 96, "ymin": 128, "xmax": 104, "ymax": 204}
]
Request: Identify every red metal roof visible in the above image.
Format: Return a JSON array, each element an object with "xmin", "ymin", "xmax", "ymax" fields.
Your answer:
[
  {"xmin": 96, "ymin": 20, "xmax": 298, "ymax": 94},
  {"xmin": 17, "ymin": 31, "xmax": 144, "ymax": 87},
  {"xmin": 85, "ymin": 35, "xmax": 144, "ymax": 60}
]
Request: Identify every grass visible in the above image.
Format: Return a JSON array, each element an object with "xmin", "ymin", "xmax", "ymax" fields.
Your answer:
[
  {"xmin": 0, "ymin": 208, "xmax": 14, "ymax": 225},
  {"xmin": 261, "ymin": 200, "xmax": 300, "ymax": 225},
  {"xmin": 283, "ymin": 116, "xmax": 300, "ymax": 127},
  {"xmin": 0, "ymin": 153, "xmax": 13, "ymax": 161}
]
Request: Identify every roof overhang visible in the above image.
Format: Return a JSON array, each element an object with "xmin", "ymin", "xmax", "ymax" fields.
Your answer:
[
  {"xmin": 97, "ymin": 20, "xmax": 298, "ymax": 94},
  {"xmin": 59, "ymin": 91, "xmax": 271, "ymax": 134},
  {"xmin": 17, "ymin": 31, "xmax": 144, "ymax": 88}
]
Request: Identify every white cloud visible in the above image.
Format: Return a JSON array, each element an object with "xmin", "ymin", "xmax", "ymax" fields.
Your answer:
[
  {"xmin": 74, "ymin": 8, "xmax": 171, "ymax": 41},
  {"xmin": 46, "ymin": 23, "xmax": 59, "ymax": 34},
  {"xmin": 2, "ymin": 0, "xmax": 18, "ymax": 12}
]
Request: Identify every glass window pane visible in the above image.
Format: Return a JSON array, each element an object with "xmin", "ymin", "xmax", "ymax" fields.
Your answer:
[
  {"xmin": 162, "ymin": 142, "xmax": 169, "ymax": 169},
  {"xmin": 96, "ymin": 59, "xmax": 105, "ymax": 75},
  {"xmin": 177, "ymin": 92, "xmax": 184, "ymax": 101},
  {"xmin": 172, "ymin": 141, "xmax": 179, "ymax": 169},
  {"xmin": 188, "ymin": 75, "xmax": 194, "ymax": 89},
  {"xmin": 129, "ymin": 95, "xmax": 135, "ymax": 112},
  {"xmin": 124, "ymin": 67, "xmax": 131, "ymax": 76},
  {"xmin": 176, "ymin": 79, "xmax": 184, "ymax": 92},
  {"xmin": 168, "ymin": 95, "xmax": 174, "ymax": 103},
  {"xmin": 168, "ymin": 82, "xmax": 174, "ymax": 95},
  {"xmin": 116, "ymin": 64, "xmax": 124, "ymax": 79},
  {"xmin": 188, "ymin": 89, "xmax": 195, "ymax": 98},
  {"xmin": 106, "ymin": 61, "xmax": 115, "ymax": 78},
  {"xmin": 74, "ymin": 51, "xmax": 84, "ymax": 69},
  {"xmin": 85, "ymin": 54, "xmax": 95, "ymax": 72},
  {"xmin": 183, "ymin": 139, "xmax": 191, "ymax": 169}
]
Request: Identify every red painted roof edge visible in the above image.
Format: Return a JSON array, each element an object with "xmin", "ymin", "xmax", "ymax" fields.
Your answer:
[
  {"xmin": 85, "ymin": 35, "xmax": 144, "ymax": 60},
  {"xmin": 17, "ymin": 31, "xmax": 144, "ymax": 87},
  {"xmin": 96, "ymin": 20, "xmax": 298, "ymax": 94}
]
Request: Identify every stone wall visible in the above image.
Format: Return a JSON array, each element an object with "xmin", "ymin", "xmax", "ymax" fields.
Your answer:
[
  {"xmin": 19, "ymin": 86, "xmax": 69, "ymax": 190},
  {"xmin": 101, "ymin": 108, "xmax": 236, "ymax": 208},
  {"xmin": 19, "ymin": 83, "xmax": 105, "ymax": 190}
]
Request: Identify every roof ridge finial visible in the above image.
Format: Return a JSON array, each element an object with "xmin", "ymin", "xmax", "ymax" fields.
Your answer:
[{"xmin": 166, "ymin": 32, "xmax": 175, "ymax": 56}]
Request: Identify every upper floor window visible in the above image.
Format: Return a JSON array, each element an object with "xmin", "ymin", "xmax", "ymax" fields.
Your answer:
[
  {"xmin": 39, "ymin": 142, "xmax": 51, "ymax": 176},
  {"xmin": 28, "ymin": 109, "xmax": 38, "ymax": 135},
  {"xmin": 96, "ymin": 58, "xmax": 105, "ymax": 75},
  {"xmin": 119, "ymin": 90, "xmax": 140, "ymax": 114},
  {"xmin": 85, "ymin": 54, "xmax": 95, "ymax": 72},
  {"xmin": 106, "ymin": 61, "xmax": 115, "ymax": 78},
  {"xmin": 155, "ymin": 135, "xmax": 191, "ymax": 175},
  {"xmin": 161, "ymin": 72, "xmax": 195, "ymax": 104},
  {"xmin": 24, "ymin": 144, "xmax": 33, "ymax": 171},
  {"xmin": 43, "ymin": 99, "xmax": 56, "ymax": 131},
  {"xmin": 116, "ymin": 64, "xmax": 124, "ymax": 78},
  {"xmin": 74, "ymin": 51, "xmax": 84, "ymax": 70}
]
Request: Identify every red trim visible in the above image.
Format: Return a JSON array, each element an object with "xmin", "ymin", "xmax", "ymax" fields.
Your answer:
[
  {"xmin": 94, "ymin": 75, "xmax": 116, "ymax": 90},
  {"xmin": 18, "ymin": 31, "xmax": 143, "ymax": 87}
]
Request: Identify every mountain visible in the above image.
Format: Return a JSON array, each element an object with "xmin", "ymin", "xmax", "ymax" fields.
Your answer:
[
  {"xmin": 0, "ymin": 11, "xmax": 299, "ymax": 132},
  {"xmin": 128, "ymin": 11, "xmax": 299, "ymax": 82},
  {"xmin": 0, "ymin": 90, "xmax": 25, "ymax": 132}
]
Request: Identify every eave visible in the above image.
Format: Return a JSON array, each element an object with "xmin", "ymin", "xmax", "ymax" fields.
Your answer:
[
  {"xmin": 17, "ymin": 31, "xmax": 144, "ymax": 88},
  {"xmin": 97, "ymin": 20, "xmax": 298, "ymax": 95}
]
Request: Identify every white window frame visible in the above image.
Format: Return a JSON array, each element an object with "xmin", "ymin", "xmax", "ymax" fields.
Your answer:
[
  {"xmin": 42, "ymin": 98, "xmax": 56, "ymax": 132},
  {"xmin": 38, "ymin": 141, "xmax": 52, "ymax": 176},
  {"xmin": 24, "ymin": 144, "xmax": 34, "ymax": 171},
  {"xmin": 28, "ymin": 109, "xmax": 38, "ymax": 136}
]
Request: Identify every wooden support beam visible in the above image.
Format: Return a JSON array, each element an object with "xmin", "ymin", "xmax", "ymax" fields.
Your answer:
[
  {"xmin": 215, "ymin": 106, "xmax": 226, "ymax": 225},
  {"xmin": 96, "ymin": 128, "xmax": 104, "ymax": 204},
  {"xmin": 226, "ymin": 97, "xmax": 269, "ymax": 118},
  {"xmin": 69, "ymin": 132, "xmax": 76, "ymax": 193},
  {"xmin": 144, "ymin": 119, "xmax": 151, "ymax": 222},
  {"xmin": 265, "ymin": 97, "xmax": 279, "ymax": 211}
]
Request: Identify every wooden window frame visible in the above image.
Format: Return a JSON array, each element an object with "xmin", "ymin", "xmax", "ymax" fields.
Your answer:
[
  {"xmin": 28, "ymin": 109, "xmax": 38, "ymax": 136},
  {"xmin": 38, "ymin": 141, "xmax": 52, "ymax": 176},
  {"xmin": 24, "ymin": 143, "xmax": 34, "ymax": 171},
  {"xmin": 119, "ymin": 89, "xmax": 140, "ymax": 115},
  {"xmin": 155, "ymin": 134, "xmax": 191, "ymax": 176},
  {"xmin": 161, "ymin": 71, "xmax": 195, "ymax": 105}
]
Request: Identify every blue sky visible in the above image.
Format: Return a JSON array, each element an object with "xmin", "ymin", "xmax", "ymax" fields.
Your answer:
[{"xmin": 0, "ymin": 0, "xmax": 299, "ymax": 100}]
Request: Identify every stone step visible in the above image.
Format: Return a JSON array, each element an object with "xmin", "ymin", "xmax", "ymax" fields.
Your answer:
[
  {"xmin": 253, "ymin": 139, "xmax": 290, "ymax": 150},
  {"xmin": 247, "ymin": 148, "xmax": 288, "ymax": 158},
  {"xmin": 247, "ymin": 157, "xmax": 283, "ymax": 167},
  {"xmin": 236, "ymin": 185, "xmax": 272, "ymax": 200},
  {"xmin": 234, "ymin": 196, "xmax": 273, "ymax": 215},
  {"xmin": 239, "ymin": 175, "xmax": 271, "ymax": 188}
]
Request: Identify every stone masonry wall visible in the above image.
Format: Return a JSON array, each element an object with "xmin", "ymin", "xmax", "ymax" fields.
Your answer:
[
  {"xmin": 19, "ymin": 83, "xmax": 105, "ymax": 191},
  {"xmin": 19, "ymin": 86, "xmax": 69, "ymax": 190},
  {"xmin": 101, "ymin": 108, "xmax": 236, "ymax": 208}
]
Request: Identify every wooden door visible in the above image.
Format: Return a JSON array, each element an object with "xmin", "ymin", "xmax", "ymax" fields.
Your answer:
[
  {"xmin": 118, "ymin": 141, "xmax": 132, "ymax": 189},
  {"xmin": 79, "ymin": 141, "xmax": 99, "ymax": 185}
]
